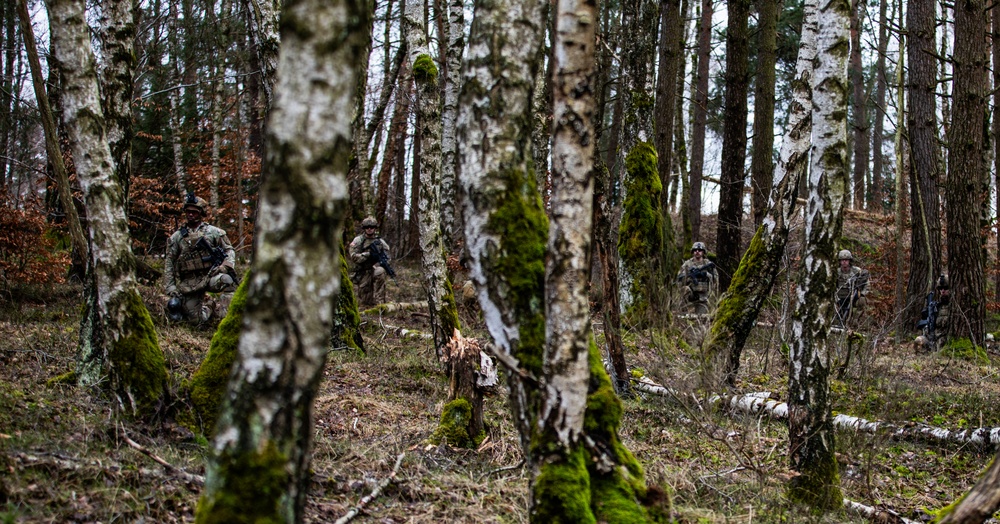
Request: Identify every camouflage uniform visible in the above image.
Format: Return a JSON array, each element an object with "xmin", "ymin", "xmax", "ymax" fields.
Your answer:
[
  {"xmin": 165, "ymin": 220, "xmax": 236, "ymax": 323},
  {"xmin": 834, "ymin": 259, "xmax": 869, "ymax": 329},
  {"xmin": 676, "ymin": 247, "xmax": 718, "ymax": 314},
  {"xmin": 349, "ymin": 225, "xmax": 390, "ymax": 309},
  {"xmin": 920, "ymin": 275, "xmax": 950, "ymax": 350}
]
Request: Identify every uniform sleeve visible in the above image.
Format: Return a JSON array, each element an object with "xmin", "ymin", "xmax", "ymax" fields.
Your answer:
[
  {"xmin": 857, "ymin": 268, "xmax": 870, "ymax": 295},
  {"xmin": 164, "ymin": 234, "xmax": 179, "ymax": 290},
  {"xmin": 348, "ymin": 236, "xmax": 367, "ymax": 263},
  {"xmin": 218, "ymin": 231, "xmax": 236, "ymax": 268}
]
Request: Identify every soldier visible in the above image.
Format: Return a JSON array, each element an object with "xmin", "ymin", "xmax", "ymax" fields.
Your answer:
[
  {"xmin": 349, "ymin": 216, "xmax": 391, "ymax": 308},
  {"xmin": 676, "ymin": 242, "xmax": 719, "ymax": 314},
  {"xmin": 164, "ymin": 193, "xmax": 237, "ymax": 325},
  {"xmin": 833, "ymin": 249, "xmax": 869, "ymax": 329}
]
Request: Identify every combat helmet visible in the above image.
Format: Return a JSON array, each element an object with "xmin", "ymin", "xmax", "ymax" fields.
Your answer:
[
  {"xmin": 183, "ymin": 192, "xmax": 209, "ymax": 216},
  {"xmin": 166, "ymin": 297, "xmax": 184, "ymax": 321},
  {"xmin": 692, "ymin": 241, "xmax": 707, "ymax": 252},
  {"xmin": 837, "ymin": 249, "xmax": 853, "ymax": 261},
  {"xmin": 361, "ymin": 216, "xmax": 378, "ymax": 228}
]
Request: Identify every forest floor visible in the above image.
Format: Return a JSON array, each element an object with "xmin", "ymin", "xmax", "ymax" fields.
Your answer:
[{"xmin": 4, "ymin": 214, "xmax": 1000, "ymax": 523}]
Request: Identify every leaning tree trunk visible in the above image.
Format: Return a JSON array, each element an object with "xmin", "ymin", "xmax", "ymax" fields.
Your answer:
[
  {"xmin": 16, "ymin": 0, "xmax": 87, "ymax": 262},
  {"xmin": 404, "ymin": 0, "xmax": 480, "ymax": 447},
  {"xmin": 701, "ymin": 2, "xmax": 817, "ymax": 389},
  {"xmin": 849, "ymin": 0, "xmax": 868, "ymax": 210},
  {"xmin": 937, "ymin": 452, "xmax": 1000, "ymax": 524},
  {"xmin": 47, "ymin": 0, "xmax": 166, "ymax": 417},
  {"xmin": 195, "ymin": 0, "xmax": 370, "ymax": 520},
  {"xmin": 946, "ymin": 0, "xmax": 988, "ymax": 346},
  {"xmin": 787, "ymin": 0, "xmax": 849, "ymax": 509}
]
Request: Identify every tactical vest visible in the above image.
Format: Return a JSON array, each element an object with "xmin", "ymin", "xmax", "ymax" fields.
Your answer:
[{"xmin": 176, "ymin": 227, "xmax": 215, "ymax": 276}]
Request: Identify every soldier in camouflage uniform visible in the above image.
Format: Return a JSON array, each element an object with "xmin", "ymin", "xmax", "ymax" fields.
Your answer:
[
  {"xmin": 917, "ymin": 275, "xmax": 950, "ymax": 351},
  {"xmin": 676, "ymin": 242, "xmax": 718, "ymax": 314},
  {"xmin": 349, "ymin": 217, "xmax": 391, "ymax": 308},
  {"xmin": 833, "ymin": 249, "xmax": 869, "ymax": 329},
  {"xmin": 164, "ymin": 194, "xmax": 237, "ymax": 324}
]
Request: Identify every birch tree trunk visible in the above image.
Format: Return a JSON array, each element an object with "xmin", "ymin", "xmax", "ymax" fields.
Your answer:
[
  {"xmin": 702, "ymin": 1, "xmax": 816, "ymax": 388},
  {"xmin": 440, "ymin": 0, "xmax": 464, "ymax": 249},
  {"xmin": 196, "ymin": 0, "xmax": 369, "ymax": 519},
  {"xmin": 535, "ymin": 0, "xmax": 664, "ymax": 518},
  {"xmin": 787, "ymin": 0, "xmax": 849, "ymax": 508},
  {"xmin": 47, "ymin": 0, "xmax": 166, "ymax": 417},
  {"xmin": 458, "ymin": 0, "xmax": 548, "ymax": 454},
  {"xmin": 245, "ymin": 0, "xmax": 281, "ymax": 118},
  {"xmin": 96, "ymin": 0, "xmax": 135, "ymax": 203}
]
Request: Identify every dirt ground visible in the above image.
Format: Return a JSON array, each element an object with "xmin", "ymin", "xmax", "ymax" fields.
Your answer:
[{"xmin": 3, "ymin": 216, "xmax": 1000, "ymax": 523}]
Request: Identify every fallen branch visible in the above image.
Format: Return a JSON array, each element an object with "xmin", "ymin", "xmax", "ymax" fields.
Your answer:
[
  {"xmin": 363, "ymin": 301, "xmax": 428, "ymax": 315},
  {"xmin": 334, "ymin": 452, "xmax": 405, "ymax": 524},
  {"xmin": 633, "ymin": 375, "xmax": 1000, "ymax": 449},
  {"xmin": 843, "ymin": 498, "xmax": 920, "ymax": 524},
  {"xmin": 120, "ymin": 425, "xmax": 205, "ymax": 486}
]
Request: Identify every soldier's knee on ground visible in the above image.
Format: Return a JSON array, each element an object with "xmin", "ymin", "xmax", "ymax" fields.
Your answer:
[{"xmin": 209, "ymin": 272, "xmax": 235, "ymax": 292}]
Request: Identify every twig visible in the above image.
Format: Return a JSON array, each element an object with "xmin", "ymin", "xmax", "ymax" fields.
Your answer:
[
  {"xmin": 476, "ymin": 459, "xmax": 526, "ymax": 482},
  {"xmin": 334, "ymin": 452, "xmax": 405, "ymax": 524},
  {"xmin": 120, "ymin": 424, "xmax": 205, "ymax": 486}
]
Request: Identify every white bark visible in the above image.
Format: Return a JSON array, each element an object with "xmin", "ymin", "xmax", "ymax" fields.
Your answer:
[
  {"xmin": 404, "ymin": 0, "xmax": 452, "ymax": 353},
  {"xmin": 48, "ymin": 0, "xmax": 165, "ymax": 413},
  {"xmin": 246, "ymin": 0, "xmax": 281, "ymax": 114},
  {"xmin": 458, "ymin": 0, "xmax": 547, "ymax": 449},
  {"xmin": 199, "ymin": 0, "xmax": 368, "ymax": 518},
  {"xmin": 440, "ymin": 0, "xmax": 465, "ymax": 247},
  {"xmin": 538, "ymin": 0, "xmax": 597, "ymax": 448}
]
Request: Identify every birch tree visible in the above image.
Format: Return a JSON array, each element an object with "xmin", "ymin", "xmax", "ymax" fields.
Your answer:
[
  {"xmin": 787, "ymin": 0, "xmax": 849, "ymax": 508},
  {"xmin": 701, "ymin": 0, "xmax": 816, "ymax": 388},
  {"xmin": 440, "ymin": 0, "xmax": 465, "ymax": 249},
  {"xmin": 96, "ymin": 0, "xmax": 135, "ymax": 201},
  {"xmin": 47, "ymin": 0, "xmax": 167, "ymax": 416},
  {"xmin": 196, "ymin": 0, "xmax": 370, "ymax": 519}
]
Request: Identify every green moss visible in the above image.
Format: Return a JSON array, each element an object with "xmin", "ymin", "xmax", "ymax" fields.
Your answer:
[
  {"xmin": 186, "ymin": 275, "xmax": 249, "ymax": 436},
  {"xmin": 584, "ymin": 338, "xmax": 667, "ymax": 522},
  {"xmin": 195, "ymin": 440, "xmax": 290, "ymax": 524},
  {"xmin": 618, "ymin": 142, "xmax": 664, "ymax": 324},
  {"xmin": 430, "ymin": 398, "xmax": 480, "ymax": 448},
  {"xmin": 46, "ymin": 370, "xmax": 77, "ymax": 386},
  {"xmin": 436, "ymin": 276, "xmax": 461, "ymax": 342},
  {"xmin": 331, "ymin": 254, "xmax": 364, "ymax": 353},
  {"xmin": 413, "ymin": 54, "xmax": 439, "ymax": 84},
  {"xmin": 487, "ymin": 167, "xmax": 548, "ymax": 376},
  {"xmin": 787, "ymin": 448, "xmax": 843, "ymax": 511},
  {"xmin": 108, "ymin": 290, "xmax": 167, "ymax": 417},
  {"xmin": 532, "ymin": 445, "xmax": 595, "ymax": 524},
  {"xmin": 940, "ymin": 338, "xmax": 988, "ymax": 364}
]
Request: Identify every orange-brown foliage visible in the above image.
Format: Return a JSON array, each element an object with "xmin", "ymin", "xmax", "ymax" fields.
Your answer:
[{"xmin": 0, "ymin": 196, "xmax": 70, "ymax": 287}]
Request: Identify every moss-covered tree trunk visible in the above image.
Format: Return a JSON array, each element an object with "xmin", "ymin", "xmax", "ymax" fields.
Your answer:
[
  {"xmin": 701, "ymin": 0, "xmax": 816, "ymax": 388},
  {"xmin": 48, "ymin": 0, "xmax": 166, "ymax": 417},
  {"xmin": 404, "ymin": 0, "xmax": 478, "ymax": 447},
  {"xmin": 936, "ymin": 452, "xmax": 1000, "ymax": 523},
  {"xmin": 195, "ymin": 0, "xmax": 369, "ymax": 519},
  {"xmin": 787, "ymin": 0, "xmax": 848, "ymax": 509},
  {"xmin": 617, "ymin": 143, "xmax": 665, "ymax": 324}
]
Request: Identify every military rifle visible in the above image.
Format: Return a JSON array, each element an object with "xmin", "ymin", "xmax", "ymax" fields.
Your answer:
[
  {"xmin": 686, "ymin": 261, "xmax": 715, "ymax": 285},
  {"xmin": 917, "ymin": 291, "xmax": 938, "ymax": 342},
  {"xmin": 367, "ymin": 241, "xmax": 396, "ymax": 280},
  {"xmin": 196, "ymin": 237, "xmax": 237, "ymax": 284}
]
